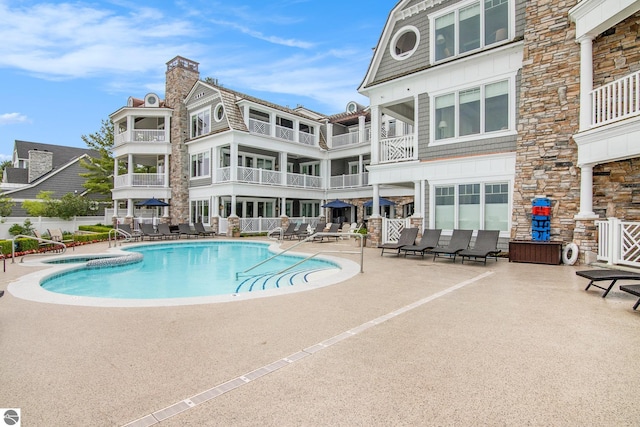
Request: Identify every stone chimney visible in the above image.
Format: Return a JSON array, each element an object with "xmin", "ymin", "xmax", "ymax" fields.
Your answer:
[
  {"xmin": 28, "ymin": 149, "xmax": 53, "ymax": 183},
  {"xmin": 165, "ymin": 56, "xmax": 200, "ymax": 223}
]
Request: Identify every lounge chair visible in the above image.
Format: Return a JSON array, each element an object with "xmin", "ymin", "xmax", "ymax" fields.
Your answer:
[
  {"xmin": 577, "ymin": 269, "xmax": 640, "ymax": 298},
  {"xmin": 431, "ymin": 229, "xmax": 473, "ymax": 262},
  {"xmin": 294, "ymin": 223, "xmax": 310, "ymax": 240},
  {"xmin": 619, "ymin": 284, "xmax": 640, "ymax": 310},
  {"xmin": 157, "ymin": 223, "xmax": 180, "ymax": 239},
  {"xmin": 378, "ymin": 227, "xmax": 419, "ymax": 256},
  {"xmin": 48, "ymin": 228, "xmax": 74, "ymax": 250},
  {"xmin": 194, "ymin": 222, "xmax": 215, "ymax": 237},
  {"xmin": 313, "ymin": 222, "xmax": 341, "ymax": 242},
  {"xmin": 177, "ymin": 223, "xmax": 200, "ymax": 238},
  {"xmin": 117, "ymin": 224, "xmax": 141, "ymax": 241},
  {"xmin": 140, "ymin": 223, "xmax": 163, "ymax": 240},
  {"xmin": 400, "ymin": 229, "xmax": 442, "ymax": 258},
  {"xmin": 274, "ymin": 223, "xmax": 296, "ymax": 240},
  {"xmin": 459, "ymin": 230, "xmax": 502, "ymax": 265},
  {"xmin": 309, "ymin": 222, "xmax": 326, "ymax": 236}
]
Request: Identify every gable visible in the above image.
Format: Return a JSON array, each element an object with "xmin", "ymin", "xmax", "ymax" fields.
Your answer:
[{"xmin": 360, "ymin": 0, "xmax": 453, "ymax": 91}]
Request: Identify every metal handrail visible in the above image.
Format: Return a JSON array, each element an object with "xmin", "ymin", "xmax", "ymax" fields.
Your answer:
[
  {"xmin": 11, "ymin": 234, "xmax": 66, "ymax": 263},
  {"xmin": 236, "ymin": 232, "xmax": 366, "ymax": 280},
  {"xmin": 108, "ymin": 228, "xmax": 133, "ymax": 247}
]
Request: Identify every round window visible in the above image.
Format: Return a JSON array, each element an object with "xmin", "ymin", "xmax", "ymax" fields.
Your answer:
[
  {"xmin": 390, "ymin": 25, "xmax": 420, "ymax": 61},
  {"xmin": 147, "ymin": 96, "xmax": 157, "ymax": 105},
  {"xmin": 214, "ymin": 103, "xmax": 224, "ymax": 122}
]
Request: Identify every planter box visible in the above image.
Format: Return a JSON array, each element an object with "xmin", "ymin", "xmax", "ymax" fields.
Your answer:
[{"xmin": 508, "ymin": 240, "xmax": 562, "ymax": 265}]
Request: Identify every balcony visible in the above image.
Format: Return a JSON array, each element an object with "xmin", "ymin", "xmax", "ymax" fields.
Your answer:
[
  {"xmin": 248, "ymin": 118, "xmax": 316, "ymax": 146},
  {"xmin": 330, "ymin": 173, "xmax": 369, "ymax": 189},
  {"xmin": 379, "ymin": 135, "xmax": 416, "ymax": 163},
  {"xmin": 216, "ymin": 166, "xmax": 322, "ymax": 188},
  {"xmin": 591, "ymin": 70, "xmax": 640, "ymax": 128},
  {"xmin": 114, "ymin": 173, "xmax": 166, "ymax": 188},
  {"xmin": 114, "ymin": 129, "xmax": 168, "ymax": 146}
]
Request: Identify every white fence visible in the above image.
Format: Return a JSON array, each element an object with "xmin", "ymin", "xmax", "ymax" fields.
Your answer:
[
  {"xmin": 597, "ymin": 218, "xmax": 640, "ymax": 268},
  {"xmin": 0, "ymin": 216, "xmax": 105, "ymax": 240},
  {"xmin": 381, "ymin": 218, "xmax": 412, "ymax": 243}
]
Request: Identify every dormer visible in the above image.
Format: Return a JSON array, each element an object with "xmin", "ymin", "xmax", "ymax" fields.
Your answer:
[{"xmin": 145, "ymin": 93, "xmax": 160, "ymax": 107}]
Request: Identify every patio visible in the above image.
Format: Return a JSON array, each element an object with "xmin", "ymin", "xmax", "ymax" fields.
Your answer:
[{"xmin": 0, "ymin": 239, "xmax": 638, "ymax": 426}]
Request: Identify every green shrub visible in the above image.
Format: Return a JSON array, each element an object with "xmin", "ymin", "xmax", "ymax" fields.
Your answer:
[{"xmin": 79, "ymin": 225, "xmax": 112, "ymax": 233}]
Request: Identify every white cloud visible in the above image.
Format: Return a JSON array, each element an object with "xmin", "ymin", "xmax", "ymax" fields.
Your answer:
[
  {"xmin": 0, "ymin": 113, "xmax": 28, "ymax": 125},
  {"xmin": 0, "ymin": 2, "xmax": 199, "ymax": 79}
]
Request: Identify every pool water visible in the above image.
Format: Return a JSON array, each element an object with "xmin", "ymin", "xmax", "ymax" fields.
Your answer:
[{"xmin": 41, "ymin": 241, "xmax": 337, "ymax": 299}]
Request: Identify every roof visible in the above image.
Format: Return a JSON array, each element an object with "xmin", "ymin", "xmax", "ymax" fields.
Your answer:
[{"xmin": 14, "ymin": 140, "xmax": 99, "ymax": 169}]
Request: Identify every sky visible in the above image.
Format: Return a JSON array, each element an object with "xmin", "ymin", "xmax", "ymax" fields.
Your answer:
[{"xmin": 0, "ymin": 0, "xmax": 393, "ymax": 162}]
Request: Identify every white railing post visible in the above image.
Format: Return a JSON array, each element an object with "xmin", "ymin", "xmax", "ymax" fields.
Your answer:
[{"xmin": 610, "ymin": 217, "xmax": 620, "ymax": 265}]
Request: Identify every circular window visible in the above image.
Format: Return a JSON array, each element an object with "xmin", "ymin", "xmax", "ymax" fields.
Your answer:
[
  {"xmin": 214, "ymin": 103, "xmax": 224, "ymax": 122},
  {"xmin": 147, "ymin": 96, "xmax": 157, "ymax": 105},
  {"xmin": 347, "ymin": 102, "xmax": 357, "ymax": 113},
  {"xmin": 390, "ymin": 25, "xmax": 420, "ymax": 61}
]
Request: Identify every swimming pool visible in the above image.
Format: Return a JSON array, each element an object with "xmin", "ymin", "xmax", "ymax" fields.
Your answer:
[{"xmin": 41, "ymin": 241, "xmax": 338, "ymax": 299}]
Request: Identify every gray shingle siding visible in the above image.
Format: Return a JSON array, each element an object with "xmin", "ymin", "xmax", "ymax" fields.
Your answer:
[
  {"xmin": 189, "ymin": 177, "xmax": 211, "ymax": 187},
  {"xmin": 6, "ymin": 161, "xmax": 92, "ymax": 199}
]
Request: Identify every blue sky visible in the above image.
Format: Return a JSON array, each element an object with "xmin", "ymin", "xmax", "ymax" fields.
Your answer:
[{"xmin": 0, "ymin": 0, "xmax": 393, "ymax": 162}]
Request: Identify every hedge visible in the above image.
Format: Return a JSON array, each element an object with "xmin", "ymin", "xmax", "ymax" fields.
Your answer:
[{"xmin": 1, "ymin": 232, "xmax": 112, "ymax": 256}]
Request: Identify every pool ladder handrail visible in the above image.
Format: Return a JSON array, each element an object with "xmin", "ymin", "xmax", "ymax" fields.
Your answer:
[
  {"xmin": 11, "ymin": 234, "xmax": 67, "ymax": 263},
  {"xmin": 236, "ymin": 232, "xmax": 366, "ymax": 280},
  {"xmin": 108, "ymin": 228, "xmax": 136, "ymax": 247}
]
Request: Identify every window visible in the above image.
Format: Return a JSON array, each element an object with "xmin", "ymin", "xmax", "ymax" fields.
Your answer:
[
  {"xmin": 433, "ymin": 0, "xmax": 509, "ymax": 62},
  {"xmin": 434, "ymin": 182, "xmax": 509, "ymax": 231},
  {"xmin": 301, "ymin": 162, "xmax": 320, "ymax": 176},
  {"xmin": 484, "ymin": 183, "xmax": 509, "ymax": 230},
  {"xmin": 190, "ymin": 200, "xmax": 210, "ymax": 225},
  {"xmin": 190, "ymin": 151, "xmax": 210, "ymax": 178},
  {"xmin": 301, "ymin": 202, "xmax": 320, "ymax": 217},
  {"xmin": 434, "ymin": 79, "xmax": 510, "ymax": 141},
  {"xmin": 390, "ymin": 25, "xmax": 420, "ymax": 60},
  {"xmin": 214, "ymin": 103, "xmax": 224, "ymax": 122},
  {"xmin": 191, "ymin": 109, "xmax": 210, "ymax": 137}
]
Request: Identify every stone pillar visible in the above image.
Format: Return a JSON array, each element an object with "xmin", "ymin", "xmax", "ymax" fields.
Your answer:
[
  {"xmin": 165, "ymin": 56, "xmax": 200, "ymax": 225},
  {"xmin": 573, "ymin": 218, "xmax": 598, "ymax": 265},
  {"xmin": 368, "ymin": 216, "xmax": 383, "ymax": 247},
  {"xmin": 210, "ymin": 216, "xmax": 219, "ymax": 235}
]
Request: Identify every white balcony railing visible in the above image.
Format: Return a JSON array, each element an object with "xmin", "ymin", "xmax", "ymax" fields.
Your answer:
[
  {"xmin": 333, "ymin": 132, "xmax": 360, "ymax": 147},
  {"xmin": 114, "ymin": 173, "xmax": 166, "ymax": 188},
  {"xmin": 591, "ymin": 70, "xmax": 640, "ymax": 127},
  {"xmin": 330, "ymin": 173, "xmax": 369, "ymax": 189},
  {"xmin": 597, "ymin": 218, "xmax": 640, "ymax": 268},
  {"xmin": 237, "ymin": 167, "xmax": 282, "ymax": 185},
  {"xmin": 380, "ymin": 135, "xmax": 416, "ymax": 163},
  {"xmin": 248, "ymin": 118, "xmax": 315, "ymax": 145},
  {"xmin": 287, "ymin": 173, "xmax": 321, "ymax": 188},
  {"xmin": 114, "ymin": 129, "xmax": 167, "ymax": 146}
]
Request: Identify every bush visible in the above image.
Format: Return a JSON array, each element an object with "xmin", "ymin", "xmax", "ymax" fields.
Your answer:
[
  {"xmin": 8, "ymin": 219, "xmax": 35, "ymax": 236},
  {"xmin": 79, "ymin": 225, "xmax": 112, "ymax": 233}
]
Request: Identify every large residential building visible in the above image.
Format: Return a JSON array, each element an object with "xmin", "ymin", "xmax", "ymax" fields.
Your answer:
[{"xmin": 110, "ymin": 0, "xmax": 640, "ymax": 265}]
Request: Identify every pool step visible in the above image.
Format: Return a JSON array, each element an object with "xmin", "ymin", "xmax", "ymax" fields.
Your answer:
[{"xmin": 235, "ymin": 269, "xmax": 324, "ymax": 293}]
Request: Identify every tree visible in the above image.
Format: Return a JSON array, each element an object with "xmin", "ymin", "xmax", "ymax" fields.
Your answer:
[
  {"xmin": 0, "ymin": 159, "xmax": 11, "ymax": 177},
  {"xmin": 22, "ymin": 191, "xmax": 59, "ymax": 217},
  {"xmin": 79, "ymin": 119, "xmax": 117, "ymax": 195},
  {"xmin": 0, "ymin": 191, "xmax": 15, "ymax": 221}
]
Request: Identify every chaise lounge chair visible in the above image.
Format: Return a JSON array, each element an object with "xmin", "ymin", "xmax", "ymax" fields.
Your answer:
[
  {"xmin": 194, "ymin": 222, "xmax": 216, "ymax": 237},
  {"xmin": 117, "ymin": 224, "xmax": 141, "ymax": 241},
  {"xmin": 139, "ymin": 223, "xmax": 163, "ymax": 240},
  {"xmin": 577, "ymin": 268, "xmax": 640, "ymax": 298},
  {"xmin": 178, "ymin": 223, "xmax": 200, "ymax": 238},
  {"xmin": 431, "ymin": 229, "xmax": 473, "ymax": 262},
  {"xmin": 400, "ymin": 229, "xmax": 442, "ymax": 258},
  {"xmin": 378, "ymin": 227, "xmax": 419, "ymax": 256},
  {"xmin": 459, "ymin": 230, "xmax": 502, "ymax": 265},
  {"xmin": 313, "ymin": 222, "xmax": 341, "ymax": 242},
  {"xmin": 157, "ymin": 223, "xmax": 180, "ymax": 239},
  {"xmin": 619, "ymin": 284, "xmax": 640, "ymax": 310},
  {"xmin": 293, "ymin": 223, "xmax": 310, "ymax": 240}
]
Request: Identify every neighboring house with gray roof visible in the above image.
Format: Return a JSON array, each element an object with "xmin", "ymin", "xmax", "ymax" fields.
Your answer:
[{"xmin": 1, "ymin": 140, "xmax": 105, "ymax": 216}]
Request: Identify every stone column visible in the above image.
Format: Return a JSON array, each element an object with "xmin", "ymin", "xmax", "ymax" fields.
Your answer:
[{"xmin": 368, "ymin": 216, "xmax": 383, "ymax": 247}]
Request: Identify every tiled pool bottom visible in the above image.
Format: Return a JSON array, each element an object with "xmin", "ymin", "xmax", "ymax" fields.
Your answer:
[{"xmin": 9, "ymin": 240, "xmax": 361, "ymax": 307}]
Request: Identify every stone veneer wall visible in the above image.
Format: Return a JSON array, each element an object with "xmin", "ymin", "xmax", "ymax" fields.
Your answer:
[
  {"xmin": 593, "ymin": 158, "xmax": 640, "ymax": 220},
  {"xmin": 592, "ymin": 11, "xmax": 640, "ymax": 88},
  {"xmin": 512, "ymin": 0, "xmax": 581, "ymax": 244},
  {"xmin": 28, "ymin": 150, "xmax": 53, "ymax": 183},
  {"xmin": 165, "ymin": 58, "xmax": 200, "ymax": 224}
]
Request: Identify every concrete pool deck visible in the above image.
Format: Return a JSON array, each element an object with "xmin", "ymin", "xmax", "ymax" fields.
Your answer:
[{"xmin": 0, "ymin": 238, "xmax": 639, "ymax": 426}]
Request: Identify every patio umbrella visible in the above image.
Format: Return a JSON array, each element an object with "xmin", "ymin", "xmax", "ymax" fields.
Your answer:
[
  {"xmin": 363, "ymin": 197, "xmax": 395, "ymax": 207},
  {"xmin": 322, "ymin": 199, "xmax": 353, "ymax": 208},
  {"xmin": 136, "ymin": 197, "xmax": 170, "ymax": 207}
]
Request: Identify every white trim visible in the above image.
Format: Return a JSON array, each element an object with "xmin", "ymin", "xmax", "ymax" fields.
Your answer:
[{"xmin": 389, "ymin": 25, "xmax": 421, "ymax": 61}]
